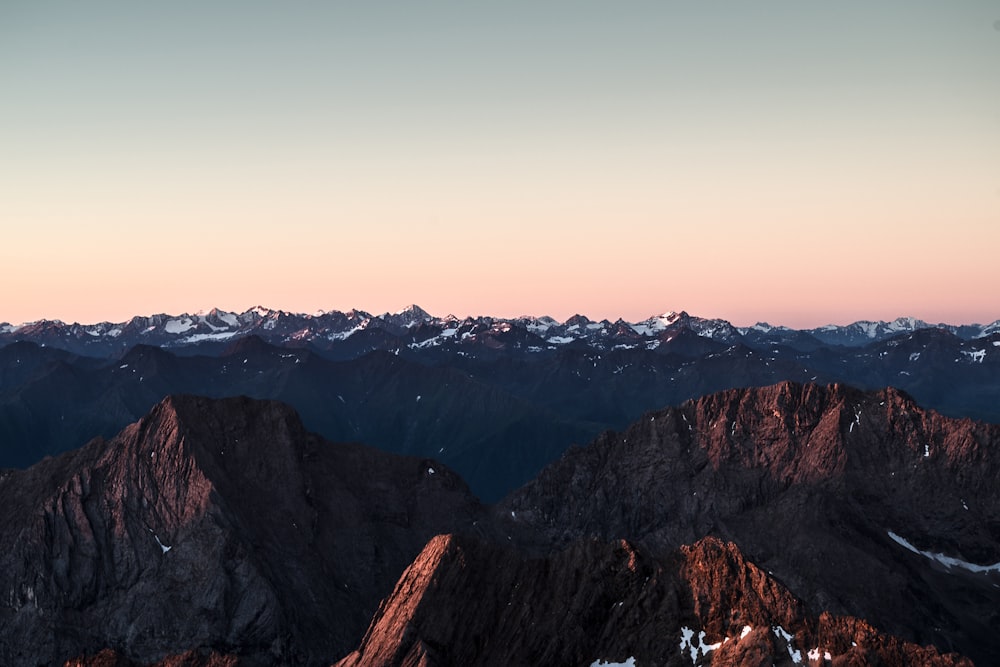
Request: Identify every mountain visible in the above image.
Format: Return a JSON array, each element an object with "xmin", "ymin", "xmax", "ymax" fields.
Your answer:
[
  {"xmin": 336, "ymin": 534, "xmax": 970, "ymax": 667},
  {"xmin": 0, "ymin": 339, "xmax": 600, "ymax": 500},
  {"xmin": 3, "ymin": 321, "xmax": 1000, "ymax": 502},
  {"xmin": 2, "ymin": 306, "xmax": 998, "ymax": 359},
  {"xmin": 0, "ymin": 395, "xmax": 487, "ymax": 666},
  {"xmin": 3, "ymin": 385, "xmax": 995, "ymax": 665},
  {"xmin": 500, "ymin": 382, "xmax": 1000, "ymax": 665}
]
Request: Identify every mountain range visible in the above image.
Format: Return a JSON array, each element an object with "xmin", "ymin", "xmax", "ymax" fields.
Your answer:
[
  {"xmin": 2, "ymin": 306, "xmax": 998, "ymax": 664},
  {"xmin": 3, "ymin": 305, "xmax": 999, "ymax": 359},
  {"xmin": 1, "ymin": 307, "xmax": 998, "ymax": 501},
  {"xmin": 2, "ymin": 384, "xmax": 996, "ymax": 665}
]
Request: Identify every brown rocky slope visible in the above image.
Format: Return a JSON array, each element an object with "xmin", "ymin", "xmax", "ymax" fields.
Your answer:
[
  {"xmin": 336, "ymin": 533, "xmax": 970, "ymax": 667},
  {"xmin": 2, "ymin": 383, "xmax": 997, "ymax": 665},
  {"xmin": 0, "ymin": 395, "xmax": 487, "ymax": 666},
  {"xmin": 500, "ymin": 382, "xmax": 1000, "ymax": 664}
]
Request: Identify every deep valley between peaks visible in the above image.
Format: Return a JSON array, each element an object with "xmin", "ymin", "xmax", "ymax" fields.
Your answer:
[{"xmin": 1, "ymin": 382, "xmax": 997, "ymax": 666}]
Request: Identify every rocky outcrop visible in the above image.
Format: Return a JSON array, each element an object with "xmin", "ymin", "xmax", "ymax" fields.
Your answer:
[
  {"xmin": 0, "ymin": 395, "xmax": 487, "ymax": 666},
  {"xmin": 336, "ymin": 534, "xmax": 970, "ymax": 667}
]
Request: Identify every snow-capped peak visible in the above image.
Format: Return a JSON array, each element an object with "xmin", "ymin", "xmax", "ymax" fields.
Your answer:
[
  {"xmin": 3, "ymin": 306, "xmax": 995, "ymax": 359},
  {"xmin": 391, "ymin": 304, "xmax": 432, "ymax": 318},
  {"xmin": 630, "ymin": 310, "xmax": 685, "ymax": 336},
  {"xmin": 886, "ymin": 317, "xmax": 929, "ymax": 333}
]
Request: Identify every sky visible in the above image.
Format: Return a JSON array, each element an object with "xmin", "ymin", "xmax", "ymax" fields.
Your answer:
[{"xmin": 2, "ymin": 2, "xmax": 998, "ymax": 328}]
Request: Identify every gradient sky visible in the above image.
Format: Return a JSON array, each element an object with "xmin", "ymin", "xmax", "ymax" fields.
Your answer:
[{"xmin": 2, "ymin": 2, "xmax": 998, "ymax": 328}]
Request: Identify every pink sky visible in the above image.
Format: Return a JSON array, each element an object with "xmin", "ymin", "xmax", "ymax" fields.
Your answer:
[{"xmin": 2, "ymin": 4, "xmax": 998, "ymax": 329}]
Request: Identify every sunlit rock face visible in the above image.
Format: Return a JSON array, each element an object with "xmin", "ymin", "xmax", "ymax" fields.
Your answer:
[
  {"xmin": 335, "ymin": 534, "xmax": 972, "ymax": 667},
  {"xmin": 501, "ymin": 382, "xmax": 1000, "ymax": 665},
  {"xmin": 2, "ymin": 382, "xmax": 998, "ymax": 665}
]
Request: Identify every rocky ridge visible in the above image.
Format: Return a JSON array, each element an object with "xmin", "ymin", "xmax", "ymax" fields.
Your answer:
[
  {"xmin": 337, "ymin": 534, "xmax": 971, "ymax": 667},
  {"xmin": 0, "ymin": 384, "xmax": 997, "ymax": 665},
  {"xmin": 0, "ymin": 395, "xmax": 486, "ymax": 666},
  {"xmin": 500, "ymin": 382, "xmax": 1000, "ymax": 664}
]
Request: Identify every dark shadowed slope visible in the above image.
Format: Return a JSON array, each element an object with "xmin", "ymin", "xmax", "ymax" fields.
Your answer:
[
  {"xmin": 0, "ymin": 341, "xmax": 600, "ymax": 501},
  {"xmin": 0, "ymin": 395, "xmax": 487, "ymax": 666}
]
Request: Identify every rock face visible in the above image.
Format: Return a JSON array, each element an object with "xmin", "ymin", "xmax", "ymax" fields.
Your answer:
[
  {"xmin": 501, "ymin": 382, "xmax": 1000, "ymax": 665},
  {"xmin": 1, "ymin": 383, "xmax": 997, "ymax": 666},
  {"xmin": 0, "ymin": 395, "xmax": 486, "ymax": 666},
  {"xmin": 336, "ymin": 534, "xmax": 970, "ymax": 667}
]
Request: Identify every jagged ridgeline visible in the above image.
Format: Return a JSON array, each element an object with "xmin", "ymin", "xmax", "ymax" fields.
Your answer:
[
  {"xmin": 2, "ymin": 307, "xmax": 999, "ymax": 502},
  {"xmin": 1, "ymin": 384, "xmax": 997, "ymax": 665}
]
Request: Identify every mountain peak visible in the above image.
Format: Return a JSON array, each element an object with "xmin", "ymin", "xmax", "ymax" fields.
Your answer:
[
  {"xmin": 0, "ymin": 394, "xmax": 489, "ymax": 665},
  {"xmin": 565, "ymin": 313, "xmax": 592, "ymax": 326},
  {"xmin": 392, "ymin": 304, "xmax": 432, "ymax": 318}
]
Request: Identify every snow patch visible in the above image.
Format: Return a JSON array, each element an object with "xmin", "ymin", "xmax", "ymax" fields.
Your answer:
[
  {"xmin": 547, "ymin": 336, "xmax": 575, "ymax": 345},
  {"xmin": 772, "ymin": 625, "xmax": 792, "ymax": 643},
  {"xmin": 218, "ymin": 312, "xmax": 240, "ymax": 327},
  {"xmin": 888, "ymin": 531, "xmax": 1000, "ymax": 574},
  {"xmin": 148, "ymin": 528, "xmax": 172, "ymax": 554},
  {"xmin": 590, "ymin": 659, "xmax": 636, "ymax": 667},
  {"xmin": 632, "ymin": 311, "xmax": 682, "ymax": 337},
  {"xmin": 679, "ymin": 627, "xmax": 698, "ymax": 663},
  {"xmin": 701, "ymin": 634, "xmax": 722, "ymax": 653},
  {"xmin": 679, "ymin": 626, "xmax": 749, "ymax": 664},
  {"xmin": 408, "ymin": 337, "xmax": 443, "ymax": 350},
  {"xmin": 961, "ymin": 349, "xmax": 986, "ymax": 363},
  {"xmin": 772, "ymin": 626, "xmax": 802, "ymax": 664},
  {"xmin": 164, "ymin": 318, "xmax": 195, "ymax": 334},
  {"xmin": 909, "ymin": 352, "xmax": 921, "ymax": 362},
  {"xmin": 328, "ymin": 324, "xmax": 365, "ymax": 341},
  {"xmin": 179, "ymin": 331, "xmax": 239, "ymax": 344},
  {"xmin": 427, "ymin": 467, "xmax": 435, "ymax": 475}
]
